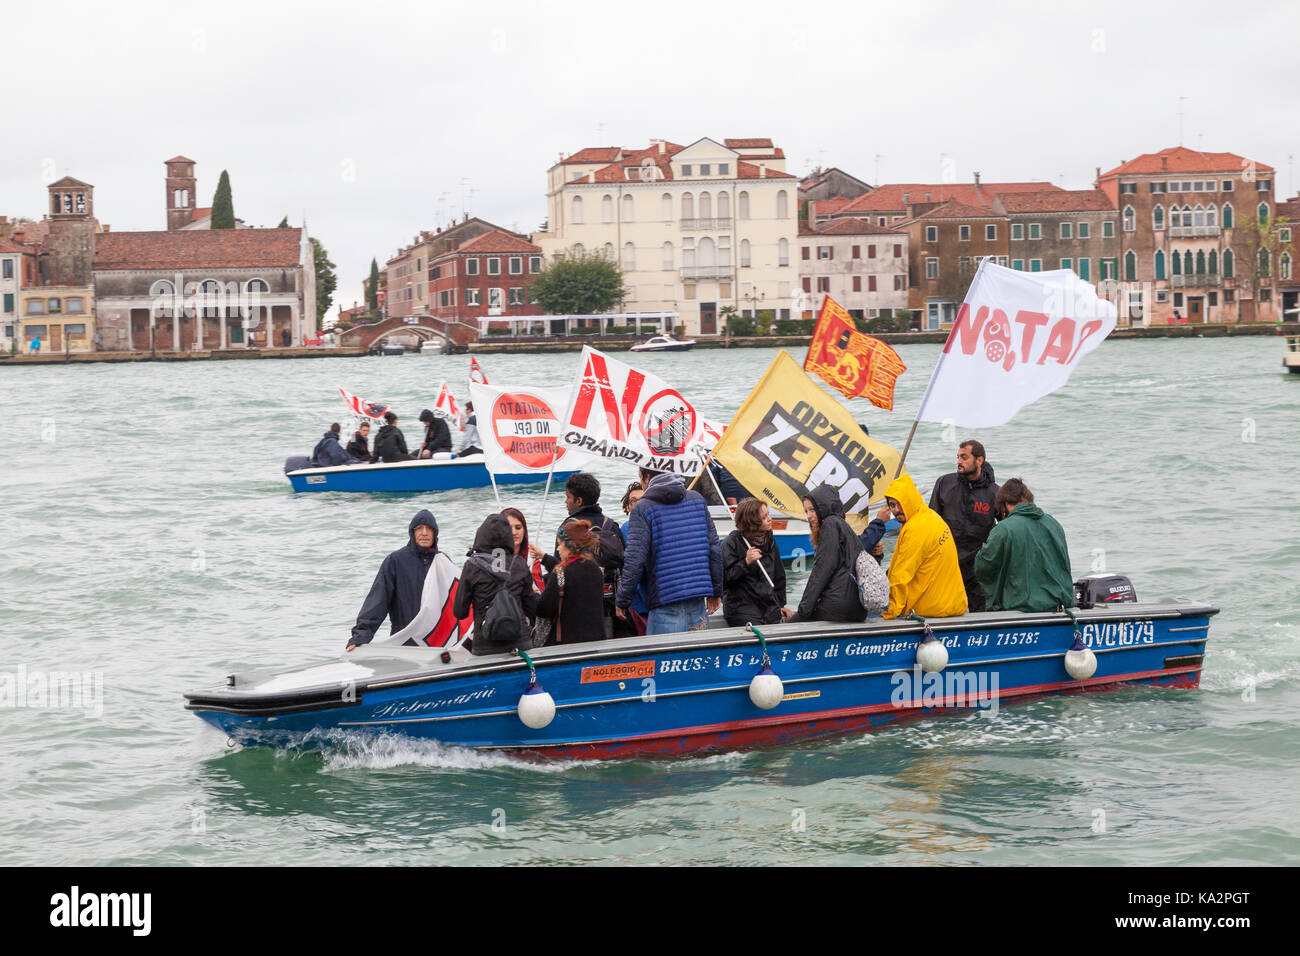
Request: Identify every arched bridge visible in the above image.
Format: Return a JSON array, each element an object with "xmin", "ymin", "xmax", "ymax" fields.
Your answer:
[{"xmin": 339, "ymin": 315, "xmax": 476, "ymax": 352}]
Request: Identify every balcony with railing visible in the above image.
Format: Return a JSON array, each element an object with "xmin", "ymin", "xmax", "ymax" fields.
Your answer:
[
  {"xmin": 680, "ymin": 218, "xmax": 732, "ymax": 231},
  {"xmin": 1169, "ymin": 225, "xmax": 1221, "ymax": 238},
  {"xmin": 1171, "ymin": 274, "xmax": 1220, "ymax": 287},
  {"xmin": 680, "ymin": 265, "xmax": 734, "ymax": 280}
]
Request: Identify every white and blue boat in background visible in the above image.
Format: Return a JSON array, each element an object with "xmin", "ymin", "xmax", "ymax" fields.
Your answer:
[
  {"xmin": 186, "ymin": 591, "xmax": 1217, "ymax": 759},
  {"xmin": 708, "ymin": 505, "xmax": 900, "ymax": 563},
  {"xmin": 284, "ymin": 454, "xmax": 579, "ymax": 493}
]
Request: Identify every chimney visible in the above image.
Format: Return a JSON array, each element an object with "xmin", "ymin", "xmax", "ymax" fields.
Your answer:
[
  {"xmin": 974, "ymin": 172, "xmax": 981, "ymax": 186},
  {"xmin": 1161, "ymin": 155, "xmax": 1168, "ymax": 172},
  {"xmin": 658, "ymin": 140, "xmax": 666, "ymax": 155},
  {"xmin": 759, "ymin": 163, "xmax": 767, "ymax": 178}
]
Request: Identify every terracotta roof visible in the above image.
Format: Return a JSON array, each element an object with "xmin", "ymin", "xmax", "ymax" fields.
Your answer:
[
  {"xmin": 48, "ymin": 176, "xmax": 92, "ymax": 188},
  {"xmin": 736, "ymin": 161, "xmax": 795, "ymax": 180},
  {"xmin": 165, "ymin": 155, "xmax": 196, "ymax": 164},
  {"xmin": 724, "ymin": 138, "xmax": 774, "ymax": 149},
  {"xmin": 908, "ymin": 200, "xmax": 1000, "ymax": 221},
  {"xmin": 1100, "ymin": 146, "xmax": 1274, "ymax": 178},
  {"xmin": 810, "ymin": 197, "xmax": 854, "ymax": 217},
  {"xmin": 453, "ymin": 229, "xmax": 541, "ymax": 255},
  {"xmin": 814, "ymin": 217, "xmax": 904, "ymax": 236},
  {"xmin": 0, "ymin": 238, "xmax": 31, "ymax": 254},
  {"xmin": 93, "ymin": 228, "xmax": 303, "ymax": 271},
  {"xmin": 190, "ymin": 207, "xmax": 212, "ymax": 221},
  {"xmin": 737, "ymin": 150, "xmax": 785, "ymax": 160},
  {"xmin": 839, "ymin": 182, "xmax": 1060, "ymax": 215},
  {"xmin": 995, "ymin": 189, "xmax": 1114, "ymax": 213},
  {"xmin": 560, "ymin": 147, "xmax": 622, "ymax": 164}
]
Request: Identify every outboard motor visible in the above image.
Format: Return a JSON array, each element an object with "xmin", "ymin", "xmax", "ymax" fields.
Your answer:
[
  {"xmin": 1073, "ymin": 574, "xmax": 1137, "ymax": 609},
  {"xmin": 284, "ymin": 455, "xmax": 313, "ymax": 474}
]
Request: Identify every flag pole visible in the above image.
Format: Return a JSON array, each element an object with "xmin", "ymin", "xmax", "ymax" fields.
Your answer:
[
  {"xmin": 537, "ymin": 444, "xmax": 559, "ymax": 529},
  {"xmin": 742, "ymin": 535, "xmax": 776, "ymax": 589},
  {"xmin": 487, "ymin": 465, "xmax": 502, "ymax": 508}
]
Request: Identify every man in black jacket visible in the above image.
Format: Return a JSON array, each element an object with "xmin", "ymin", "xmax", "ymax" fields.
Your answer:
[
  {"xmin": 346, "ymin": 422, "xmax": 371, "ymax": 460},
  {"xmin": 928, "ymin": 439, "xmax": 1000, "ymax": 612},
  {"xmin": 370, "ymin": 411, "xmax": 413, "ymax": 462},
  {"xmin": 418, "ymin": 408, "xmax": 453, "ymax": 458},
  {"xmin": 347, "ymin": 509, "xmax": 440, "ymax": 650},
  {"xmin": 531, "ymin": 472, "xmax": 626, "ymax": 635}
]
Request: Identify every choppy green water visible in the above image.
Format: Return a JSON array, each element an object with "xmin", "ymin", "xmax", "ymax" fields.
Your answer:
[{"xmin": 1, "ymin": 338, "xmax": 1297, "ymax": 865}]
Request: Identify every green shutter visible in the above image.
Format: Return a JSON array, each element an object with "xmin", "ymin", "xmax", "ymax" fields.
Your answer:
[
  {"xmin": 2, "ymin": 293, "xmax": 12, "ymax": 314},
  {"xmin": 1078, "ymin": 258, "xmax": 1090, "ymax": 281}
]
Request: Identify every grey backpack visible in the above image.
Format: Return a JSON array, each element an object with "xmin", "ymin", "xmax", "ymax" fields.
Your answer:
[{"xmin": 854, "ymin": 551, "xmax": 890, "ymax": 613}]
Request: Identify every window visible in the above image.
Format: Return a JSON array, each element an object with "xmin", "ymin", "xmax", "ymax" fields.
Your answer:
[
  {"xmin": 801, "ymin": 246, "xmax": 811, "ymax": 261},
  {"xmin": 1173, "ymin": 292, "xmax": 1183, "ymax": 307},
  {"xmin": 1012, "ymin": 259, "xmax": 1024, "ymax": 270},
  {"xmin": 1170, "ymin": 249, "xmax": 1181, "ymax": 276},
  {"xmin": 1155, "ymin": 290, "xmax": 1168, "ymax": 303},
  {"xmin": 717, "ymin": 191, "xmax": 730, "ymax": 219},
  {"xmin": 738, "ymin": 191, "xmax": 749, "ymax": 219},
  {"xmin": 1258, "ymin": 203, "xmax": 1270, "ymax": 225},
  {"xmin": 1196, "ymin": 250, "xmax": 1206, "ymax": 274},
  {"xmin": 776, "ymin": 191, "xmax": 789, "ymax": 219},
  {"xmin": 893, "ymin": 244, "xmax": 902, "ymax": 258},
  {"xmin": 1259, "ymin": 248, "xmax": 1270, "ymax": 277},
  {"xmin": 682, "ymin": 192, "xmax": 694, "ymax": 219},
  {"xmin": 65, "ymin": 298, "xmax": 84, "ymax": 314},
  {"xmin": 739, "ymin": 239, "xmax": 750, "ymax": 268},
  {"xmin": 1119, "ymin": 182, "xmax": 1137, "ymax": 194},
  {"xmin": 1012, "ymin": 223, "xmax": 1024, "ymax": 241},
  {"xmin": 818, "ymin": 246, "xmax": 833, "ymax": 260},
  {"xmin": 1029, "ymin": 223, "xmax": 1041, "ymax": 240},
  {"xmin": 718, "ymin": 164, "xmax": 729, "ymax": 176},
  {"xmin": 621, "ymin": 195, "xmax": 634, "ymax": 221},
  {"xmin": 1124, "ymin": 250, "xmax": 1136, "ymax": 280},
  {"xmin": 1102, "ymin": 221, "xmax": 1114, "ymax": 238},
  {"xmin": 488, "ymin": 288, "xmax": 503, "ymax": 309},
  {"xmin": 1, "ymin": 259, "xmax": 11, "ymax": 279},
  {"xmin": 48, "ymin": 297, "xmax": 62, "ymax": 313},
  {"xmin": 508, "ymin": 288, "xmax": 525, "ymax": 305},
  {"xmin": 925, "ymin": 225, "xmax": 938, "ymax": 242},
  {"xmin": 700, "ymin": 164, "xmax": 711, "ymax": 175},
  {"xmin": 1152, "ymin": 205, "xmax": 1164, "ymax": 229},
  {"xmin": 1281, "ymin": 228, "xmax": 1292, "ymax": 243},
  {"xmin": 2, "ymin": 293, "xmax": 12, "ymax": 314},
  {"xmin": 622, "ymin": 242, "xmax": 636, "ymax": 271},
  {"xmin": 894, "ymin": 274, "xmax": 906, "ymax": 290},
  {"xmin": 465, "ymin": 288, "xmax": 481, "ymax": 306},
  {"xmin": 959, "ymin": 225, "xmax": 971, "ymax": 241},
  {"xmin": 601, "ymin": 194, "xmax": 614, "ymax": 222},
  {"xmin": 867, "ymin": 244, "xmax": 877, "ymax": 259},
  {"xmin": 1060, "ymin": 222, "xmax": 1073, "ymax": 239},
  {"xmin": 852, "ymin": 245, "xmax": 861, "ymax": 259},
  {"xmin": 571, "ymin": 196, "xmax": 584, "ymax": 224},
  {"xmin": 662, "ymin": 242, "xmax": 674, "ymax": 270},
  {"xmin": 801, "ymin": 277, "xmax": 812, "ymax": 293},
  {"xmin": 1154, "ymin": 250, "xmax": 1166, "ymax": 280},
  {"xmin": 150, "ymin": 279, "xmax": 175, "ymax": 296},
  {"xmin": 660, "ymin": 193, "xmax": 673, "ymax": 221},
  {"xmin": 1077, "ymin": 258, "xmax": 1090, "ymax": 281},
  {"xmin": 1101, "ymin": 258, "xmax": 1117, "ymax": 280},
  {"xmin": 466, "ymin": 258, "xmax": 479, "ymax": 275},
  {"xmin": 572, "ymin": 243, "xmax": 584, "ymax": 257},
  {"xmin": 509, "ymin": 257, "xmax": 522, "ymax": 275},
  {"xmin": 530, "ymin": 256, "xmax": 542, "ymax": 273},
  {"xmin": 1149, "ymin": 182, "xmax": 1167, "ymax": 193},
  {"xmin": 25, "ymin": 323, "xmax": 46, "ymax": 332},
  {"xmin": 683, "ymin": 283, "xmax": 696, "ymax": 299},
  {"xmin": 488, "ymin": 258, "xmax": 501, "ymax": 275},
  {"xmin": 1122, "ymin": 206, "xmax": 1135, "ymax": 232},
  {"xmin": 699, "ymin": 192, "xmax": 713, "ymax": 219},
  {"xmin": 1029, "ymin": 259, "xmax": 1042, "ymax": 272},
  {"xmin": 430, "ymin": 266, "xmax": 441, "ymax": 280},
  {"xmin": 1208, "ymin": 250, "xmax": 1218, "ymax": 275},
  {"xmin": 925, "ymin": 257, "xmax": 939, "ymax": 279},
  {"xmin": 1060, "ymin": 258, "xmax": 1073, "ymax": 271},
  {"xmin": 681, "ymin": 164, "xmax": 692, "ymax": 176},
  {"xmin": 1222, "ymin": 204, "xmax": 1233, "ymax": 228},
  {"xmin": 1257, "ymin": 180, "xmax": 1272, "ymax": 192},
  {"xmin": 1222, "ymin": 180, "xmax": 1234, "ymax": 192},
  {"xmin": 778, "ymin": 238, "xmax": 789, "ymax": 266},
  {"xmin": 986, "ymin": 224, "xmax": 997, "ymax": 240},
  {"xmin": 959, "ymin": 256, "xmax": 972, "ymax": 272},
  {"xmin": 602, "ymin": 242, "xmax": 615, "ymax": 261},
  {"xmin": 1207, "ymin": 292, "xmax": 1217, "ymax": 306},
  {"xmin": 868, "ymin": 275, "xmax": 877, "ymax": 292},
  {"xmin": 1260, "ymin": 287, "xmax": 1272, "ymax": 302},
  {"xmin": 852, "ymin": 276, "xmax": 862, "ymax": 292},
  {"xmin": 440, "ymin": 290, "xmax": 451, "ymax": 307},
  {"xmin": 816, "ymin": 277, "xmax": 830, "ymax": 293},
  {"xmin": 27, "ymin": 299, "xmax": 44, "ymax": 314}
]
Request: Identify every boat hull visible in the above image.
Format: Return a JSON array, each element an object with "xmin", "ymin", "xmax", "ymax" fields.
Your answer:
[
  {"xmin": 186, "ymin": 602, "xmax": 1215, "ymax": 758},
  {"xmin": 286, "ymin": 458, "xmax": 578, "ymax": 493}
]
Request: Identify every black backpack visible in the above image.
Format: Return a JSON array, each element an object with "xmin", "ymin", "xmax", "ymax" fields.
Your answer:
[{"xmin": 479, "ymin": 571, "xmax": 529, "ymax": 650}]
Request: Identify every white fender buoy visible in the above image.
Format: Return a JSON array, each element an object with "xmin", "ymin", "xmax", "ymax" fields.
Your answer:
[
  {"xmin": 916, "ymin": 627, "xmax": 948, "ymax": 673},
  {"xmin": 749, "ymin": 663, "xmax": 783, "ymax": 710},
  {"xmin": 517, "ymin": 682, "xmax": 556, "ymax": 729},
  {"xmin": 1064, "ymin": 635, "xmax": 1097, "ymax": 681}
]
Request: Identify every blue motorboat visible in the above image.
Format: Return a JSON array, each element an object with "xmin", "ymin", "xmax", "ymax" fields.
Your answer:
[
  {"xmin": 185, "ymin": 597, "xmax": 1217, "ymax": 759},
  {"xmin": 284, "ymin": 455, "xmax": 579, "ymax": 493}
]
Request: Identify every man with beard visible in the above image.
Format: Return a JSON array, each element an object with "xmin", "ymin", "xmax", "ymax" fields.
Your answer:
[
  {"xmin": 928, "ymin": 440, "xmax": 999, "ymax": 612},
  {"xmin": 347, "ymin": 509, "xmax": 441, "ymax": 650}
]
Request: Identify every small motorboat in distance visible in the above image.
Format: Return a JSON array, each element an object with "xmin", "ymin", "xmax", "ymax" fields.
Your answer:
[
  {"xmin": 1284, "ymin": 333, "xmax": 1300, "ymax": 374},
  {"xmin": 630, "ymin": 334, "xmax": 695, "ymax": 353},
  {"xmin": 283, "ymin": 454, "xmax": 578, "ymax": 493}
]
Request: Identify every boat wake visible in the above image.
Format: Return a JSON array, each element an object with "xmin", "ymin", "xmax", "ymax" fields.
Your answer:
[{"xmin": 296, "ymin": 730, "xmax": 597, "ymax": 774}]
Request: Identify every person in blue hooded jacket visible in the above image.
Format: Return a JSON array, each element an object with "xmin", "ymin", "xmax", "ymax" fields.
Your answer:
[
  {"xmin": 347, "ymin": 509, "xmax": 441, "ymax": 650},
  {"xmin": 312, "ymin": 423, "xmax": 355, "ymax": 466},
  {"xmin": 616, "ymin": 467, "xmax": 722, "ymax": 635}
]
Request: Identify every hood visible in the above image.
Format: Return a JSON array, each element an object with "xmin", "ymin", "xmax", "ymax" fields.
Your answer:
[
  {"xmin": 321, "ymin": 431, "xmax": 341, "ymax": 443},
  {"xmin": 1007, "ymin": 502, "xmax": 1044, "ymax": 521},
  {"xmin": 643, "ymin": 472, "xmax": 686, "ymax": 505},
  {"xmin": 568, "ymin": 501, "xmax": 607, "ymax": 525},
  {"xmin": 418, "ymin": 408, "xmax": 434, "ymax": 423},
  {"xmin": 470, "ymin": 514, "xmax": 514, "ymax": 555},
  {"xmin": 407, "ymin": 509, "xmax": 439, "ymax": 553},
  {"xmin": 885, "ymin": 474, "xmax": 925, "ymax": 521},
  {"xmin": 806, "ymin": 483, "xmax": 845, "ymax": 522}
]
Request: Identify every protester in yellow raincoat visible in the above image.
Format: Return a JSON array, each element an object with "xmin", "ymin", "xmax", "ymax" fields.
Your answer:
[{"xmin": 882, "ymin": 474, "xmax": 968, "ymax": 619}]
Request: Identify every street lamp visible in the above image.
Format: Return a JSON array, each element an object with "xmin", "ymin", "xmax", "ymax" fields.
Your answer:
[{"xmin": 743, "ymin": 289, "xmax": 766, "ymax": 334}]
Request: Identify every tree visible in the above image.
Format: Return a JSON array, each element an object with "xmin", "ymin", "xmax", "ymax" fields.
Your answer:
[
  {"xmin": 366, "ymin": 258, "xmax": 380, "ymax": 313},
  {"xmin": 1235, "ymin": 212, "xmax": 1293, "ymax": 322},
  {"xmin": 277, "ymin": 215, "xmax": 289, "ymax": 228},
  {"xmin": 311, "ymin": 237, "xmax": 337, "ymax": 320},
  {"xmin": 935, "ymin": 255, "xmax": 978, "ymax": 308},
  {"xmin": 211, "ymin": 171, "xmax": 235, "ymax": 229},
  {"xmin": 529, "ymin": 252, "xmax": 627, "ymax": 315}
]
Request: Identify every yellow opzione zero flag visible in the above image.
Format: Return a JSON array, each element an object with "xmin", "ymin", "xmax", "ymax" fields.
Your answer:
[{"xmin": 712, "ymin": 351, "xmax": 903, "ymax": 533}]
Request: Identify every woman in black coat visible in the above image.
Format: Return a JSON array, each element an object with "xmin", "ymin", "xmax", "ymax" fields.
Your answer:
[
  {"xmin": 722, "ymin": 499, "xmax": 789, "ymax": 627},
  {"xmin": 455, "ymin": 514, "xmax": 539, "ymax": 655},
  {"xmin": 535, "ymin": 520, "xmax": 606, "ymax": 645},
  {"xmin": 791, "ymin": 485, "xmax": 865, "ymax": 623}
]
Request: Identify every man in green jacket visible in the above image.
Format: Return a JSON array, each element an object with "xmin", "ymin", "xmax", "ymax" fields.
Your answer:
[{"xmin": 974, "ymin": 479, "xmax": 1074, "ymax": 612}]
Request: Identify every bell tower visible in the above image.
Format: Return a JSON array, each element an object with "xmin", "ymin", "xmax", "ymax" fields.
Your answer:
[
  {"xmin": 44, "ymin": 177, "xmax": 95, "ymax": 286},
  {"xmin": 165, "ymin": 155, "xmax": 197, "ymax": 230}
]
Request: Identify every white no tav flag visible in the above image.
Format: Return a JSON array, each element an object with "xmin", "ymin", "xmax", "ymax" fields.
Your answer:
[{"xmin": 918, "ymin": 260, "xmax": 1118, "ymax": 428}]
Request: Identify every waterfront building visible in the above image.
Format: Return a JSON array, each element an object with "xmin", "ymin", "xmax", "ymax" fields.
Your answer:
[
  {"xmin": 1097, "ymin": 146, "xmax": 1282, "ymax": 324},
  {"xmin": 18, "ymin": 177, "xmax": 98, "ymax": 352},
  {"xmin": 428, "ymin": 229, "xmax": 543, "ymax": 334},
  {"xmin": 799, "ymin": 166, "xmax": 872, "ymax": 203},
  {"xmin": 533, "ymin": 137, "xmax": 800, "ymax": 337},
  {"xmin": 1276, "ymin": 195, "xmax": 1300, "ymax": 320},
  {"xmin": 990, "ymin": 188, "xmax": 1118, "ymax": 286},
  {"xmin": 383, "ymin": 217, "xmax": 526, "ymax": 321},
  {"xmin": 796, "ymin": 218, "xmax": 909, "ymax": 321},
  {"xmin": 896, "ymin": 200, "xmax": 1008, "ymax": 329},
  {"xmin": 820, "ymin": 177, "xmax": 1063, "ymax": 229},
  {"xmin": 0, "ymin": 238, "xmax": 35, "ymax": 352}
]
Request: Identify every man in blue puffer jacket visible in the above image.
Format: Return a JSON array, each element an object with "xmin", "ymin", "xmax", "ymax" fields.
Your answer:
[{"xmin": 616, "ymin": 467, "xmax": 722, "ymax": 635}]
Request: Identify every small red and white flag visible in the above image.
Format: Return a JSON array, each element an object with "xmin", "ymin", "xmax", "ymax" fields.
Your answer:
[
  {"xmin": 338, "ymin": 386, "xmax": 389, "ymax": 422},
  {"xmin": 435, "ymin": 381, "xmax": 460, "ymax": 420},
  {"xmin": 917, "ymin": 260, "xmax": 1118, "ymax": 428},
  {"xmin": 469, "ymin": 356, "xmax": 489, "ymax": 385}
]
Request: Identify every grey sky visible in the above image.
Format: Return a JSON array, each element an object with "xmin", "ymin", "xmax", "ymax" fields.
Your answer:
[{"xmin": 4, "ymin": 0, "xmax": 1296, "ymax": 319}]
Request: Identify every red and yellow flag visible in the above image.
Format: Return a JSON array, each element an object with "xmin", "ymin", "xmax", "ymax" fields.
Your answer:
[{"xmin": 803, "ymin": 297, "xmax": 907, "ymax": 410}]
